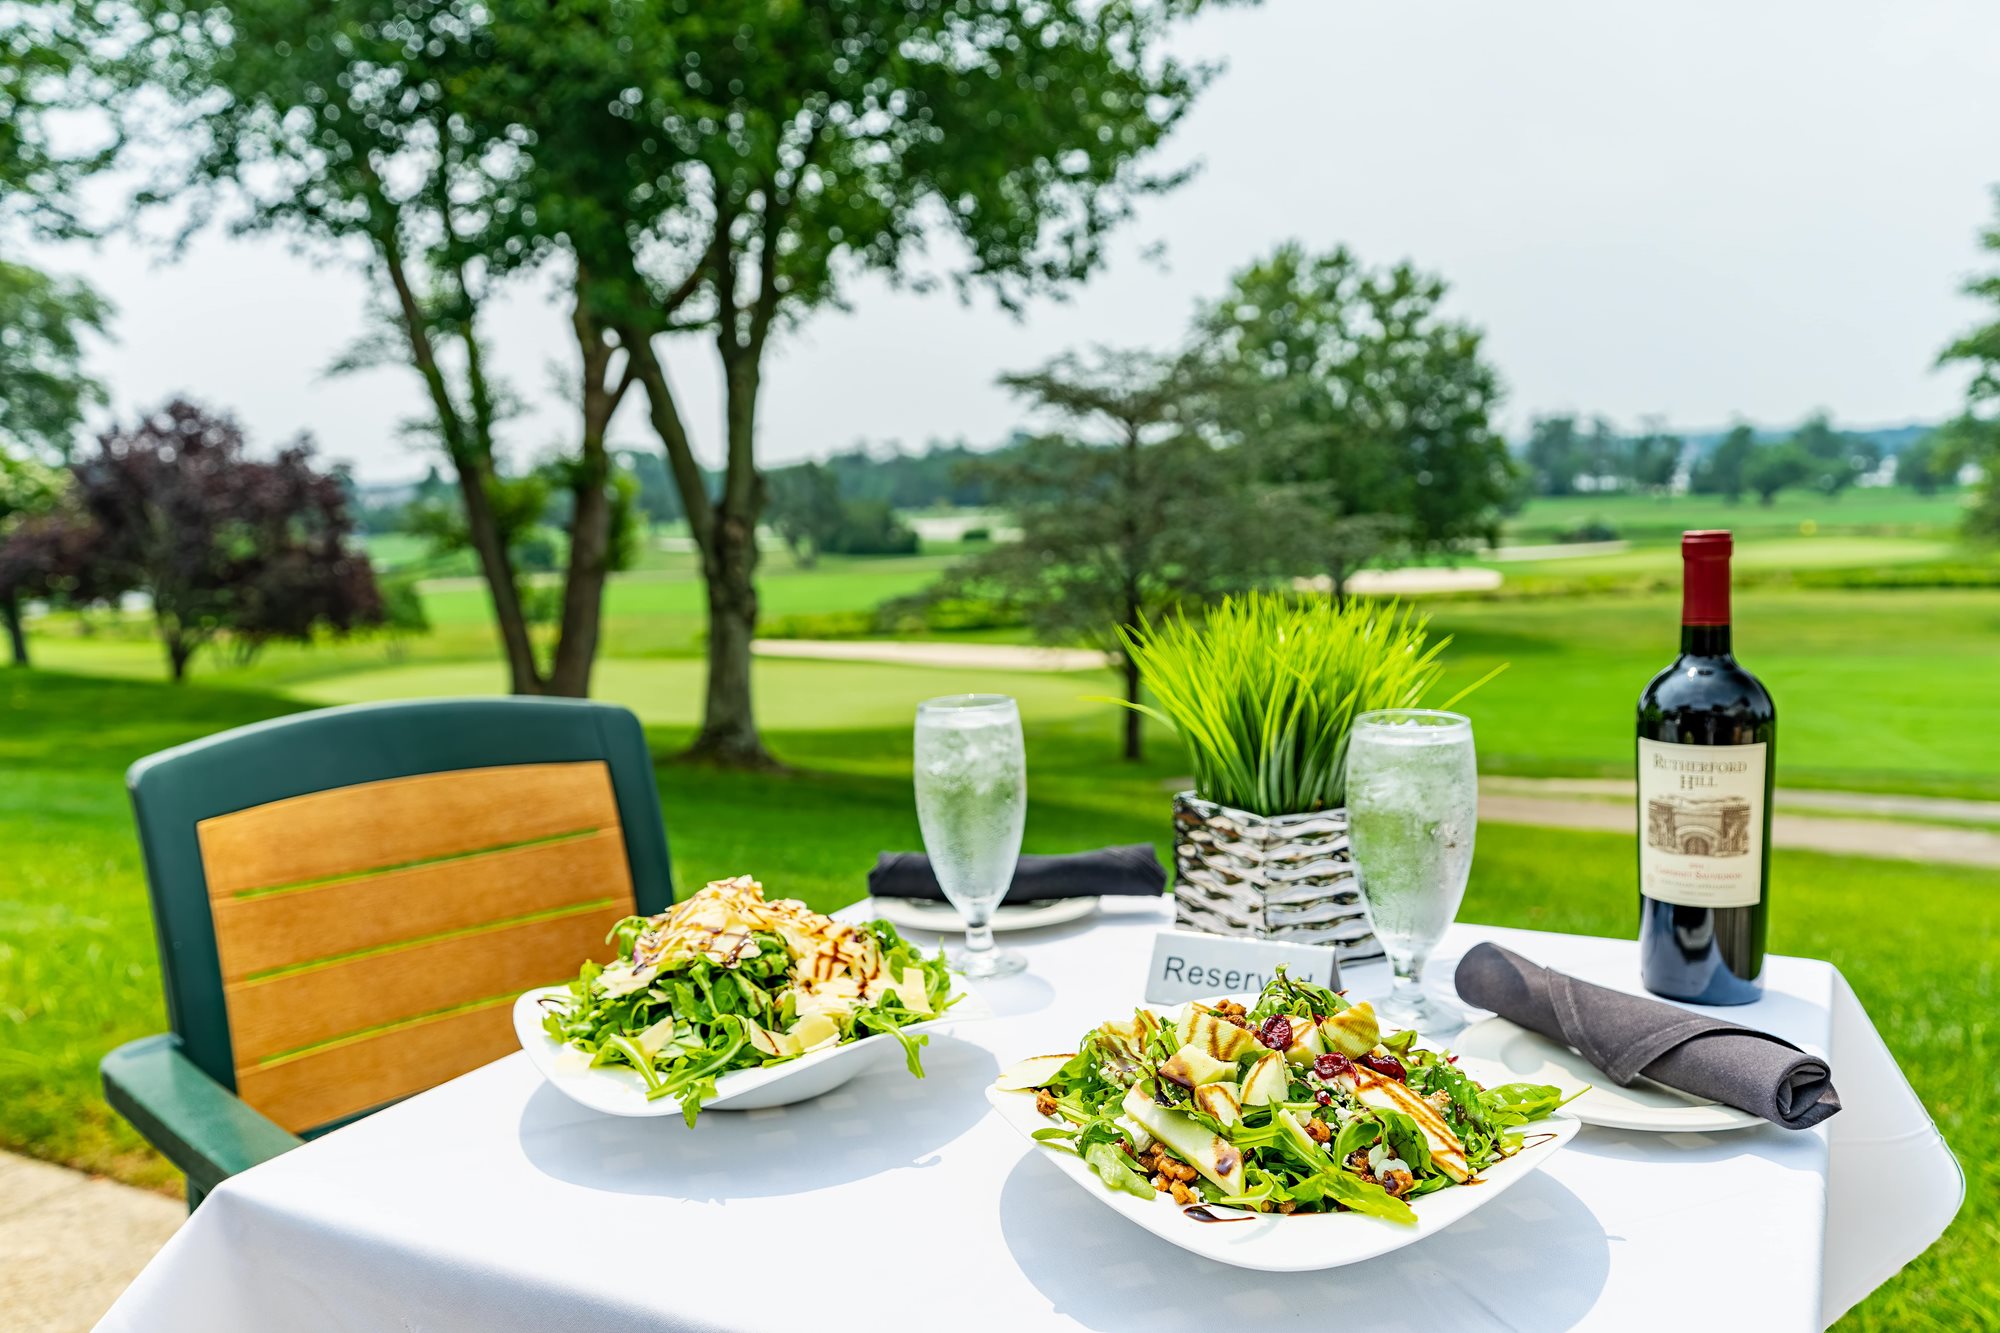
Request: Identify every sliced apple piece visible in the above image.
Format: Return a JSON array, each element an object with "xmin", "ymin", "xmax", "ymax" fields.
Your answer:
[
  {"xmin": 1173, "ymin": 1002, "xmax": 1210, "ymax": 1046},
  {"xmin": 1240, "ymin": 1052, "xmax": 1289, "ymax": 1106},
  {"xmin": 1103, "ymin": 1009, "xmax": 1162, "ymax": 1052},
  {"xmin": 1121, "ymin": 1086, "xmax": 1246, "ymax": 1194},
  {"xmin": 1158, "ymin": 1042, "xmax": 1235, "ymax": 1090},
  {"xmin": 994, "ymin": 1053, "xmax": 1075, "ymax": 1091},
  {"xmin": 1191, "ymin": 1081, "xmax": 1243, "ymax": 1129},
  {"xmin": 1319, "ymin": 1001, "xmax": 1380, "ymax": 1058},
  {"xmin": 1282, "ymin": 1020, "xmax": 1326, "ymax": 1066},
  {"xmin": 1338, "ymin": 1066, "xmax": 1473, "ymax": 1181},
  {"xmin": 1183, "ymin": 1012, "xmax": 1258, "ymax": 1064}
]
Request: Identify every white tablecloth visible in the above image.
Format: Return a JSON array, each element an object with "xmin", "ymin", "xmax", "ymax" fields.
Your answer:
[{"xmin": 102, "ymin": 903, "xmax": 1960, "ymax": 1332}]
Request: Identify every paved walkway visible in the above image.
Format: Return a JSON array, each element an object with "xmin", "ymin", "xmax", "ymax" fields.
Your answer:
[
  {"xmin": 751, "ymin": 638, "xmax": 1113, "ymax": 672},
  {"xmin": 0, "ymin": 1152, "xmax": 180, "ymax": 1331}
]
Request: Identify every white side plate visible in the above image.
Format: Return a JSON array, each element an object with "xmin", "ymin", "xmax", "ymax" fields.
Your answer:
[
  {"xmin": 864, "ymin": 895, "xmax": 1098, "ymax": 936},
  {"xmin": 987, "ymin": 1085, "xmax": 1579, "ymax": 1272},
  {"xmin": 1454, "ymin": 1016, "xmax": 1764, "ymax": 1133},
  {"xmin": 516, "ymin": 978, "xmax": 989, "ymax": 1117}
]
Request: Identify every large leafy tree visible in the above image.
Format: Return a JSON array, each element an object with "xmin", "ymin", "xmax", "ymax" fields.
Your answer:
[
  {"xmin": 1199, "ymin": 243, "xmax": 1514, "ymax": 598},
  {"xmin": 941, "ymin": 349, "xmax": 1273, "ymax": 761},
  {"xmin": 120, "ymin": 0, "xmax": 1241, "ymax": 757},
  {"xmin": 447, "ymin": 0, "xmax": 1242, "ymax": 765},
  {"xmin": 63, "ymin": 399, "xmax": 383, "ymax": 678},
  {"xmin": 117, "ymin": 0, "xmax": 633, "ymax": 697}
]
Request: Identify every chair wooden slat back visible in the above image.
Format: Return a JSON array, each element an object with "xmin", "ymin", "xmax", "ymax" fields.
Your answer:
[{"xmin": 128, "ymin": 699, "xmax": 672, "ymax": 1136}]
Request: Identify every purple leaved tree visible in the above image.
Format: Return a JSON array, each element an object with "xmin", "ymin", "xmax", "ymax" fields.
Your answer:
[{"xmin": 53, "ymin": 399, "xmax": 384, "ymax": 680}]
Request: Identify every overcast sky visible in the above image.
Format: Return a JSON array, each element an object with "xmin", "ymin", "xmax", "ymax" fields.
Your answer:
[{"xmin": 27, "ymin": 1, "xmax": 2000, "ymax": 482}]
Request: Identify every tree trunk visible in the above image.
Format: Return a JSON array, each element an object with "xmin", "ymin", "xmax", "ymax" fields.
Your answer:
[
  {"xmin": 1122, "ymin": 652, "xmax": 1143, "ymax": 762},
  {"xmin": 685, "ymin": 514, "xmax": 773, "ymax": 765},
  {"xmin": 1329, "ymin": 557, "xmax": 1350, "ymax": 606},
  {"xmin": 2, "ymin": 594, "xmax": 28, "ymax": 668},
  {"xmin": 545, "ymin": 288, "xmax": 626, "ymax": 700},
  {"xmin": 685, "ymin": 355, "xmax": 777, "ymax": 767},
  {"xmin": 546, "ymin": 457, "xmax": 610, "ymax": 698},
  {"xmin": 375, "ymin": 228, "xmax": 543, "ymax": 695},
  {"xmin": 165, "ymin": 631, "xmax": 193, "ymax": 682},
  {"xmin": 454, "ymin": 463, "xmax": 545, "ymax": 694}
]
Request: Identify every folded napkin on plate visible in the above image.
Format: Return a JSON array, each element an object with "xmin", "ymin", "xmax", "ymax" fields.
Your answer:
[
  {"xmin": 1453, "ymin": 942, "xmax": 1841, "ymax": 1130},
  {"xmin": 867, "ymin": 845, "xmax": 1166, "ymax": 904}
]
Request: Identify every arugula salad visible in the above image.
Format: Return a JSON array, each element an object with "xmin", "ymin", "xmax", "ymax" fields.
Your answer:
[
  {"xmin": 997, "ymin": 970, "xmax": 1574, "ymax": 1223},
  {"xmin": 541, "ymin": 875, "xmax": 955, "ymax": 1125}
]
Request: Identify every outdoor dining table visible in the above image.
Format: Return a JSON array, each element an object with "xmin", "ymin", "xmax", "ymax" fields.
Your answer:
[{"xmin": 100, "ymin": 898, "xmax": 1960, "ymax": 1332}]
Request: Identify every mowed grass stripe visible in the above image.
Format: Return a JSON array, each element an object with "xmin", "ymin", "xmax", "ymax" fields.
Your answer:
[
  {"xmin": 236, "ymin": 897, "xmax": 620, "ymax": 985},
  {"xmin": 230, "ymin": 827, "xmax": 605, "ymax": 901}
]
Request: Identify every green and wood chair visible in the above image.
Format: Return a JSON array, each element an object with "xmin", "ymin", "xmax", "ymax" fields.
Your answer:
[{"xmin": 100, "ymin": 697, "xmax": 673, "ymax": 1208}]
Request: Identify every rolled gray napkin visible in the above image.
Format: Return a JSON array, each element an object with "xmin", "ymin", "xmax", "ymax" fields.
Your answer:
[
  {"xmin": 867, "ymin": 844, "xmax": 1166, "ymax": 904},
  {"xmin": 1454, "ymin": 942, "xmax": 1841, "ymax": 1130}
]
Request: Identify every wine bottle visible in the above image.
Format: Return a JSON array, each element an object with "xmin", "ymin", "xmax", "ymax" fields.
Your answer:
[{"xmin": 1636, "ymin": 530, "xmax": 1775, "ymax": 1004}]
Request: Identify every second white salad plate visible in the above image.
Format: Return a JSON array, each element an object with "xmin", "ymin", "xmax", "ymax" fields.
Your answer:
[
  {"xmin": 516, "ymin": 977, "xmax": 990, "ymax": 1117},
  {"xmin": 987, "ymin": 1083, "xmax": 1580, "ymax": 1272},
  {"xmin": 1453, "ymin": 1016, "xmax": 1764, "ymax": 1133}
]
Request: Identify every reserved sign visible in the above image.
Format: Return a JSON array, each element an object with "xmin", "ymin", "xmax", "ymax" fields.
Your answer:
[{"xmin": 1143, "ymin": 930, "xmax": 1342, "ymax": 1005}]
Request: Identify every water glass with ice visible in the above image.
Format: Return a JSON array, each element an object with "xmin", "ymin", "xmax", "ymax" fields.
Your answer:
[
  {"xmin": 1345, "ymin": 709, "xmax": 1478, "ymax": 1034},
  {"xmin": 913, "ymin": 694, "xmax": 1028, "ymax": 978}
]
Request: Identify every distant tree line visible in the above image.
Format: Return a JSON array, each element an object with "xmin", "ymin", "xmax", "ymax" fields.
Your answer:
[{"xmin": 1519, "ymin": 412, "xmax": 1964, "ymax": 505}]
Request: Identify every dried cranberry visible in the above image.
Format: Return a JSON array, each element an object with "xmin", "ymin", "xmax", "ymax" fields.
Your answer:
[
  {"xmin": 1257, "ymin": 1015, "xmax": 1293, "ymax": 1051},
  {"xmin": 1360, "ymin": 1051, "xmax": 1406, "ymax": 1082},
  {"xmin": 1312, "ymin": 1052, "xmax": 1353, "ymax": 1080},
  {"xmin": 1314, "ymin": 1090, "xmax": 1333, "ymax": 1107}
]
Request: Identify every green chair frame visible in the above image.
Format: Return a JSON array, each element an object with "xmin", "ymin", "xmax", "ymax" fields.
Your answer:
[{"xmin": 100, "ymin": 697, "xmax": 674, "ymax": 1208}]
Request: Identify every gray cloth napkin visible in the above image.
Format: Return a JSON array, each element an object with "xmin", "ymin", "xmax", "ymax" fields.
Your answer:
[
  {"xmin": 867, "ymin": 844, "xmax": 1166, "ymax": 904},
  {"xmin": 1454, "ymin": 942, "xmax": 1841, "ymax": 1130}
]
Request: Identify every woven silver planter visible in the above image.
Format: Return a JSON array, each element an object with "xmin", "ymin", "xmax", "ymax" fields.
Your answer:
[{"xmin": 1171, "ymin": 792, "xmax": 1382, "ymax": 964}]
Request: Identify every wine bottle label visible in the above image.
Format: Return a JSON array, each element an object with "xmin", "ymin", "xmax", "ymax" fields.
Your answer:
[{"xmin": 1637, "ymin": 738, "xmax": 1768, "ymax": 908}]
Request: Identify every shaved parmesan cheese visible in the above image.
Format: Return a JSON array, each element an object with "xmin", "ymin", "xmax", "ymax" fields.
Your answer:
[{"xmin": 618, "ymin": 875, "xmax": 899, "ymax": 1024}]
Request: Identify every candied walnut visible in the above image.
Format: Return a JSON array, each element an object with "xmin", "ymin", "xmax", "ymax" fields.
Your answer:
[
  {"xmin": 1166, "ymin": 1159, "xmax": 1199, "ymax": 1183},
  {"xmin": 1302, "ymin": 1117, "xmax": 1332, "ymax": 1144},
  {"xmin": 1170, "ymin": 1180, "xmax": 1194, "ymax": 1205},
  {"xmin": 1211, "ymin": 998, "xmax": 1252, "ymax": 1029},
  {"xmin": 1033, "ymin": 1089, "xmax": 1060, "ymax": 1118},
  {"xmin": 1150, "ymin": 1174, "xmax": 1170, "ymax": 1193},
  {"xmin": 1380, "ymin": 1168, "xmax": 1416, "ymax": 1198},
  {"xmin": 1277, "ymin": 1200, "xmax": 1298, "ymax": 1215}
]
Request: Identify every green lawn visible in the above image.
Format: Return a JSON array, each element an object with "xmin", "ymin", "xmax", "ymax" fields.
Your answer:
[
  {"xmin": 1427, "ymin": 588, "xmax": 2000, "ymax": 799},
  {"xmin": 0, "ymin": 666, "xmax": 1986, "ymax": 1328},
  {"xmin": 1487, "ymin": 534, "xmax": 1957, "ymax": 580},
  {"xmin": 4, "ymin": 493, "xmax": 1992, "ymax": 1322},
  {"xmin": 1506, "ymin": 487, "xmax": 1973, "ymax": 543},
  {"xmin": 0, "ymin": 664, "xmax": 1984, "ymax": 1320}
]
